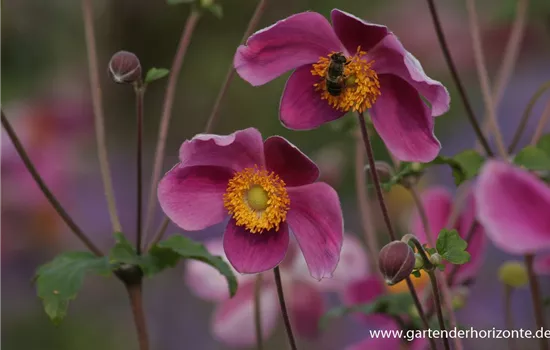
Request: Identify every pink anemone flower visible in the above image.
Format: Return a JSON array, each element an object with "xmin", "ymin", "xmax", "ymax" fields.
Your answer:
[
  {"xmin": 158, "ymin": 128, "xmax": 343, "ymax": 278},
  {"xmin": 234, "ymin": 9, "xmax": 450, "ymax": 162},
  {"xmin": 410, "ymin": 187, "xmax": 486, "ymax": 284},
  {"xmin": 476, "ymin": 160, "xmax": 550, "ymax": 255},
  {"xmin": 185, "ymin": 234, "xmax": 369, "ymax": 347}
]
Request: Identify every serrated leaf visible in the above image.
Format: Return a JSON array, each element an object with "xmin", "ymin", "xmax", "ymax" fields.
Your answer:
[
  {"xmin": 144, "ymin": 236, "xmax": 238, "ymax": 297},
  {"xmin": 144, "ymin": 68, "xmax": 170, "ymax": 83},
  {"xmin": 35, "ymin": 252, "xmax": 111, "ymax": 325},
  {"xmin": 109, "ymin": 232, "xmax": 139, "ymax": 265},
  {"xmin": 436, "ymin": 229, "xmax": 471, "ymax": 265},
  {"xmin": 513, "ymin": 146, "xmax": 550, "ymax": 171},
  {"xmin": 431, "ymin": 156, "xmax": 467, "ymax": 186},
  {"xmin": 453, "ymin": 150, "xmax": 485, "ymax": 180},
  {"xmin": 166, "ymin": 0, "xmax": 195, "ymax": 4},
  {"xmin": 536, "ymin": 134, "xmax": 550, "ymax": 157},
  {"xmin": 319, "ymin": 293, "xmax": 413, "ymax": 329}
]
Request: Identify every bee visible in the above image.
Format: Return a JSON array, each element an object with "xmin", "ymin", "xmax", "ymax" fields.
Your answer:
[{"xmin": 325, "ymin": 52, "xmax": 350, "ymax": 96}]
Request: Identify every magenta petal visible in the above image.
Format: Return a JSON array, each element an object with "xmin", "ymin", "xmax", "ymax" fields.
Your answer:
[
  {"xmin": 535, "ymin": 254, "xmax": 550, "ymax": 275},
  {"xmin": 369, "ymin": 34, "xmax": 450, "ymax": 117},
  {"xmin": 411, "ymin": 187, "xmax": 453, "ymax": 244},
  {"xmin": 264, "ymin": 136, "xmax": 319, "ymax": 187},
  {"xmin": 158, "ymin": 165, "xmax": 232, "ymax": 231},
  {"xmin": 330, "ymin": 9, "xmax": 389, "ymax": 54},
  {"xmin": 288, "ymin": 281, "xmax": 325, "ymax": 339},
  {"xmin": 286, "ymin": 182, "xmax": 343, "ymax": 280},
  {"xmin": 342, "ymin": 277, "xmax": 391, "ymax": 326},
  {"xmin": 179, "ymin": 127, "xmax": 265, "ymax": 172},
  {"xmin": 223, "ymin": 220, "xmax": 289, "ymax": 274},
  {"xmin": 280, "ymin": 65, "xmax": 346, "ymax": 130},
  {"xmin": 476, "ymin": 161, "xmax": 550, "ymax": 254},
  {"xmin": 370, "ymin": 75, "xmax": 441, "ymax": 162},
  {"xmin": 212, "ymin": 280, "xmax": 279, "ymax": 347},
  {"xmin": 234, "ymin": 12, "xmax": 343, "ymax": 86}
]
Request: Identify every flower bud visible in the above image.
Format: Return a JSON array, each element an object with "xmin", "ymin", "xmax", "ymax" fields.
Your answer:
[
  {"xmin": 429, "ymin": 253, "xmax": 442, "ymax": 265},
  {"xmin": 414, "ymin": 253, "xmax": 424, "ymax": 269},
  {"xmin": 108, "ymin": 50, "xmax": 142, "ymax": 84},
  {"xmin": 498, "ymin": 261, "xmax": 528, "ymax": 288},
  {"xmin": 451, "ymin": 286, "xmax": 469, "ymax": 310},
  {"xmin": 378, "ymin": 241, "xmax": 415, "ymax": 285}
]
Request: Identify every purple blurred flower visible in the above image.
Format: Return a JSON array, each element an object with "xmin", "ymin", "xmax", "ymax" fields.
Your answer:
[
  {"xmin": 158, "ymin": 128, "xmax": 343, "ymax": 278},
  {"xmin": 410, "ymin": 187, "xmax": 487, "ymax": 284},
  {"xmin": 185, "ymin": 234, "xmax": 368, "ymax": 347},
  {"xmin": 476, "ymin": 160, "xmax": 550, "ymax": 255},
  {"xmin": 234, "ymin": 9, "xmax": 450, "ymax": 162}
]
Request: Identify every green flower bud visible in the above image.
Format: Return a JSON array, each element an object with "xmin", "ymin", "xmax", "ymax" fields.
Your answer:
[{"xmin": 498, "ymin": 261, "xmax": 528, "ymax": 288}]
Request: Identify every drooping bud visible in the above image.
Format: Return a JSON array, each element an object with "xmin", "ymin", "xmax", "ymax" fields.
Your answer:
[
  {"xmin": 378, "ymin": 241, "xmax": 415, "ymax": 285},
  {"xmin": 451, "ymin": 286, "xmax": 469, "ymax": 310},
  {"xmin": 498, "ymin": 261, "xmax": 528, "ymax": 288},
  {"xmin": 108, "ymin": 50, "xmax": 142, "ymax": 84}
]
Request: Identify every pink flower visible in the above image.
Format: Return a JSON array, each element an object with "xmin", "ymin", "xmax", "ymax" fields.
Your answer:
[
  {"xmin": 185, "ymin": 234, "xmax": 368, "ymax": 347},
  {"xmin": 476, "ymin": 160, "xmax": 550, "ymax": 255},
  {"xmin": 158, "ymin": 128, "xmax": 343, "ymax": 279},
  {"xmin": 234, "ymin": 9, "xmax": 449, "ymax": 162},
  {"xmin": 410, "ymin": 187, "xmax": 486, "ymax": 284}
]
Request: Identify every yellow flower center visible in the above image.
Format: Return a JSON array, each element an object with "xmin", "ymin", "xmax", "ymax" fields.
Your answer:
[
  {"xmin": 311, "ymin": 47, "xmax": 381, "ymax": 113},
  {"xmin": 386, "ymin": 269, "xmax": 430, "ymax": 294},
  {"xmin": 223, "ymin": 166, "xmax": 290, "ymax": 234}
]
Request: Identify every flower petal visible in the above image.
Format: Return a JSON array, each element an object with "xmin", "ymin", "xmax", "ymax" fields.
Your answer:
[
  {"xmin": 234, "ymin": 12, "xmax": 343, "ymax": 86},
  {"xmin": 184, "ymin": 238, "xmax": 253, "ymax": 301},
  {"xmin": 264, "ymin": 136, "xmax": 319, "ymax": 187},
  {"xmin": 369, "ymin": 34, "xmax": 450, "ymax": 116},
  {"xmin": 370, "ymin": 74, "xmax": 441, "ymax": 162},
  {"xmin": 280, "ymin": 65, "xmax": 346, "ymax": 130},
  {"xmin": 411, "ymin": 187, "xmax": 453, "ymax": 244},
  {"xmin": 476, "ymin": 160, "xmax": 550, "ymax": 254},
  {"xmin": 330, "ymin": 9, "xmax": 389, "ymax": 54},
  {"xmin": 342, "ymin": 276, "xmax": 390, "ymax": 326},
  {"xmin": 286, "ymin": 182, "xmax": 343, "ymax": 280},
  {"xmin": 179, "ymin": 128, "xmax": 264, "ymax": 172},
  {"xmin": 287, "ymin": 281, "xmax": 325, "ymax": 339},
  {"xmin": 535, "ymin": 254, "xmax": 550, "ymax": 275},
  {"xmin": 223, "ymin": 219, "xmax": 289, "ymax": 274},
  {"xmin": 158, "ymin": 165, "xmax": 232, "ymax": 231},
  {"xmin": 212, "ymin": 280, "xmax": 279, "ymax": 347}
]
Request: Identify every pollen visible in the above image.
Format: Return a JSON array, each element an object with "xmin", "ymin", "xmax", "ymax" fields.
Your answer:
[
  {"xmin": 223, "ymin": 166, "xmax": 290, "ymax": 234},
  {"xmin": 311, "ymin": 47, "xmax": 381, "ymax": 113}
]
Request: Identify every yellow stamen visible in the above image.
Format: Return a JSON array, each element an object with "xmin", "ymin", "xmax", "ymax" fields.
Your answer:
[
  {"xmin": 223, "ymin": 166, "xmax": 290, "ymax": 233},
  {"xmin": 311, "ymin": 47, "xmax": 381, "ymax": 113}
]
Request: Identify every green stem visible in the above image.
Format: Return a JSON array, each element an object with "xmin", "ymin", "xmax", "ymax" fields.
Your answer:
[
  {"xmin": 135, "ymin": 85, "xmax": 145, "ymax": 254},
  {"xmin": 428, "ymin": 271, "xmax": 451, "ymax": 350},
  {"xmin": 525, "ymin": 254, "xmax": 549, "ymax": 350},
  {"xmin": 126, "ymin": 281, "xmax": 150, "ymax": 350},
  {"xmin": 273, "ymin": 267, "xmax": 298, "ymax": 350}
]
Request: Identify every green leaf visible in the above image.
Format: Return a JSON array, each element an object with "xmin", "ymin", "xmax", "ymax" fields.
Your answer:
[
  {"xmin": 109, "ymin": 232, "xmax": 139, "ymax": 265},
  {"xmin": 320, "ymin": 293, "xmax": 414, "ymax": 329},
  {"xmin": 144, "ymin": 236, "xmax": 238, "ymax": 297},
  {"xmin": 411, "ymin": 270, "xmax": 421, "ymax": 278},
  {"xmin": 453, "ymin": 150, "xmax": 485, "ymax": 180},
  {"xmin": 166, "ymin": 0, "xmax": 195, "ymax": 4},
  {"xmin": 436, "ymin": 229, "xmax": 471, "ymax": 265},
  {"xmin": 536, "ymin": 134, "xmax": 550, "ymax": 157},
  {"xmin": 144, "ymin": 68, "xmax": 170, "ymax": 83},
  {"xmin": 513, "ymin": 145, "xmax": 550, "ymax": 171},
  {"xmin": 206, "ymin": 3, "xmax": 223, "ymax": 18},
  {"xmin": 35, "ymin": 252, "xmax": 111, "ymax": 325},
  {"xmin": 378, "ymin": 162, "xmax": 423, "ymax": 191}
]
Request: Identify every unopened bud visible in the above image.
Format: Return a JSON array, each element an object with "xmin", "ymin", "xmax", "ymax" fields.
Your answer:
[
  {"xmin": 498, "ymin": 261, "xmax": 528, "ymax": 288},
  {"xmin": 379, "ymin": 241, "xmax": 415, "ymax": 286},
  {"xmin": 108, "ymin": 50, "xmax": 142, "ymax": 84},
  {"xmin": 451, "ymin": 286, "xmax": 469, "ymax": 310},
  {"xmin": 429, "ymin": 253, "xmax": 442, "ymax": 265},
  {"xmin": 414, "ymin": 253, "xmax": 424, "ymax": 269}
]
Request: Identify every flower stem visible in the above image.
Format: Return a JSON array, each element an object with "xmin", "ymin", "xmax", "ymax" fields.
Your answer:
[
  {"xmin": 1, "ymin": 110, "xmax": 103, "ymax": 257},
  {"xmin": 425, "ymin": 0, "xmax": 494, "ymax": 157},
  {"xmin": 273, "ymin": 267, "xmax": 298, "ymax": 350},
  {"xmin": 204, "ymin": 0, "xmax": 269, "ymax": 133},
  {"xmin": 81, "ymin": 0, "xmax": 122, "ymax": 233},
  {"xmin": 466, "ymin": 0, "xmax": 508, "ymax": 159},
  {"xmin": 147, "ymin": 217, "xmax": 170, "ymax": 251},
  {"xmin": 531, "ymin": 100, "xmax": 550, "ymax": 146},
  {"xmin": 354, "ymin": 131, "xmax": 381, "ymax": 272},
  {"xmin": 504, "ymin": 284, "xmax": 517, "ymax": 350},
  {"xmin": 126, "ymin": 281, "xmax": 150, "ymax": 350},
  {"xmin": 428, "ymin": 271, "xmax": 451, "ymax": 350},
  {"xmin": 135, "ymin": 85, "xmax": 145, "ymax": 254},
  {"xmin": 143, "ymin": 9, "xmax": 201, "ymax": 243},
  {"xmin": 254, "ymin": 274, "xmax": 264, "ymax": 350},
  {"xmin": 356, "ymin": 113, "xmax": 435, "ymax": 350},
  {"xmin": 508, "ymin": 81, "xmax": 550, "ymax": 152},
  {"xmin": 525, "ymin": 254, "xmax": 549, "ymax": 350}
]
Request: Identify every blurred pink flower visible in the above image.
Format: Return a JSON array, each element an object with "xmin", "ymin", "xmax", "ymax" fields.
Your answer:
[
  {"xmin": 185, "ymin": 233, "xmax": 369, "ymax": 347},
  {"xmin": 476, "ymin": 160, "xmax": 550, "ymax": 255},
  {"xmin": 158, "ymin": 128, "xmax": 343, "ymax": 279},
  {"xmin": 410, "ymin": 187, "xmax": 487, "ymax": 284},
  {"xmin": 234, "ymin": 9, "xmax": 449, "ymax": 162}
]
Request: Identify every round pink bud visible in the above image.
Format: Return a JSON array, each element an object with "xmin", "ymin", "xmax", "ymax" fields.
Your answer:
[
  {"xmin": 108, "ymin": 50, "xmax": 141, "ymax": 84},
  {"xmin": 378, "ymin": 241, "xmax": 415, "ymax": 285}
]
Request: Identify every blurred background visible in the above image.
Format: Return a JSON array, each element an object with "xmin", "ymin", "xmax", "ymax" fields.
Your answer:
[{"xmin": 2, "ymin": 0, "xmax": 550, "ymax": 349}]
